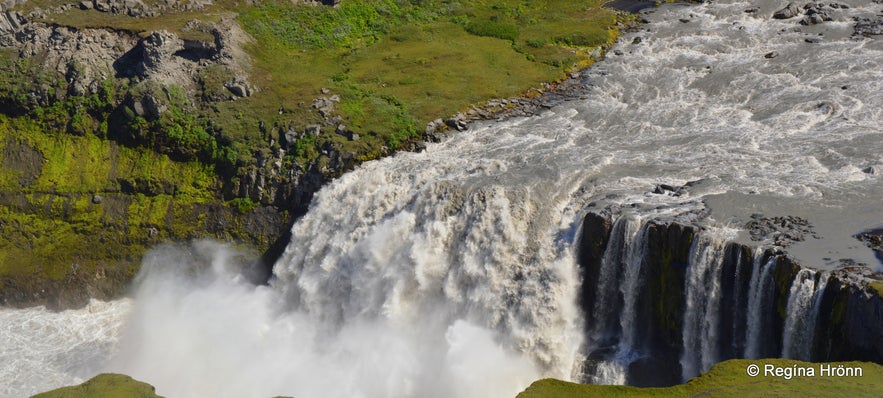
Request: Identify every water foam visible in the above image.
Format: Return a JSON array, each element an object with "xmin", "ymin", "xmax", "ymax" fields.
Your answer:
[{"xmin": 2, "ymin": 0, "xmax": 882, "ymax": 395}]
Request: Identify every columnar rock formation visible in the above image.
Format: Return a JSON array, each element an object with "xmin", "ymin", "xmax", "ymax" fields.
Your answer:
[{"xmin": 576, "ymin": 211, "xmax": 883, "ymax": 386}]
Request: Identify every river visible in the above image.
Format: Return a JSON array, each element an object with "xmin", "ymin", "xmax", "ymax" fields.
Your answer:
[{"xmin": 1, "ymin": 1, "xmax": 881, "ymax": 397}]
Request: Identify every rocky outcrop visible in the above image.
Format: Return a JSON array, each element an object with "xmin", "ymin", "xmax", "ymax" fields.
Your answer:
[
  {"xmin": 773, "ymin": 3, "xmax": 801, "ymax": 19},
  {"xmin": 815, "ymin": 267, "xmax": 883, "ymax": 362},
  {"xmin": 0, "ymin": 8, "xmax": 253, "ymax": 101},
  {"xmin": 772, "ymin": 3, "xmax": 849, "ymax": 25},
  {"xmin": 854, "ymin": 16, "xmax": 883, "ymax": 36},
  {"xmin": 856, "ymin": 228, "xmax": 883, "ymax": 263}
]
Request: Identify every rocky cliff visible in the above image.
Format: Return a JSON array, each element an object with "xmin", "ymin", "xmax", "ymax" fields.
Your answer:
[{"xmin": 576, "ymin": 210, "xmax": 883, "ymax": 386}]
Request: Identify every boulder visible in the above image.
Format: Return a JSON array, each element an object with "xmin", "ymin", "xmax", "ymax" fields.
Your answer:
[
  {"xmin": 0, "ymin": 11, "xmax": 23, "ymax": 34},
  {"xmin": 854, "ymin": 17, "xmax": 883, "ymax": 36},
  {"xmin": 801, "ymin": 5, "xmax": 832, "ymax": 25},
  {"xmin": 772, "ymin": 3, "xmax": 800, "ymax": 19},
  {"xmin": 136, "ymin": 30, "xmax": 184, "ymax": 77},
  {"xmin": 444, "ymin": 113, "xmax": 468, "ymax": 131}
]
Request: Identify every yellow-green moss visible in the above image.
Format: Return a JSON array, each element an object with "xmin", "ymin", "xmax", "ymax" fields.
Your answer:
[
  {"xmin": 31, "ymin": 373, "xmax": 163, "ymax": 398},
  {"xmin": 0, "ymin": 115, "xmax": 267, "ymax": 303},
  {"xmin": 519, "ymin": 359, "xmax": 883, "ymax": 398},
  {"xmin": 870, "ymin": 280, "xmax": 883, "ymax": 298}
]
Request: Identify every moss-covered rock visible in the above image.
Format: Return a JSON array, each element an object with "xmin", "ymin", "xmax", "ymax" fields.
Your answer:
[
  {"xmin": 0, "ymin": 115, "xmax": 287, "ymax": 309},
  {"xmin": 31, "ymin": 373, "xmax": 163, "ymax": 398}
]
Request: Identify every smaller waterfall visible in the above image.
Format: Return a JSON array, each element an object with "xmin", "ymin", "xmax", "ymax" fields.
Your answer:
[
  {"xmin": 782, "ymin": 271, "xmax": 830, "ymax": 360},
  {"xmin": 589, "ymin": 217, "xmax": 642, "ymax": 347},
  {"xmin": 586, "ymin": 216, "xmax": 646, "ymax": 385},
  {"xmin": 744, "ymin": 254, "xmax": 776, "ymax": 359},
  {"xmin": 729, "ymin": 251, "xmax": 746, "ymax": 357},
  {"xmin": 617, "ymin": 223, "xmax": 650, "ymax": 355},
  {"xmin": 680, "ymin": 237, "xmax": 726, "ymax": 381},
  {"xmin": 581, "ymin": 216, "xmax": 840, "ymax": 386}
]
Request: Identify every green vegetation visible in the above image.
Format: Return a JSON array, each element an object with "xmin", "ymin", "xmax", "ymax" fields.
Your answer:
[
  {"xmin": 233, "ymin": 0, "xmax": 620, "ymax": 164},
  {"xmin": 33, "ymin": 360, "xmax": 883, "ymax": 397},
  {"xmin": 0, "ymin": 114, "xmax": 271, "ymax": 308},
  {"xmin": 870, "ymin": 280, "xmax": 883, "ymax": 298},
  {"xmin": 31, "ymin": 373, "xmax": 163, "ymax": 398},
  {"xmin": 518, "ymin": 359, "xmax": 883, "ymax": 398},
  {"xmin": 0, "ymin": 0, "xmax": 628, "ymax": 305},
  {"xmin": 6, "ymin": 0, "xmax": 625, "ymax": 171}
]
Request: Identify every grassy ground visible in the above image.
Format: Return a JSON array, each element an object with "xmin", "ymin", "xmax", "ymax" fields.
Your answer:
[
  {"xmin": 6, "ymin": 0, "xmax": 618, "ymax": 179},
  {"xmin": 233, "ymin": 0, "xmax": 620, "ymax": 165},
  {"xmin": 3, "ymin": 0, "xmax": 626, "ymax": 175},
  {"xmin": 32, "ymin": 359, "xmax": 883, "ymax": 397},
  {"xmin": 518, "ymin": 359, "xmax": 883, "ymax": 398},
  {"xmin": 31, "ymin": 373, "xmax": 164, "ymax": 398},
  {"xmin": 20, "ymin": 0, "xmax": 622, "ymax": 167}
]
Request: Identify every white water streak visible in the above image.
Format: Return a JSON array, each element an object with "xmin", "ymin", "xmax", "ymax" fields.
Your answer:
[
  {"xmin": 745, "ymin": 254, "xmax": 776, "ymax": 359},
  {"xmin": 680, "ymin": 236, "xmax": 727, "ymax": 381},
  {"xmin": 782, "ymin": 270, "xmax": 830, "ymax": 360}
]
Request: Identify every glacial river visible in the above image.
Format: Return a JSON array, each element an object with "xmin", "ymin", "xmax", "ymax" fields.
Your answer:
[{"xmin": 1, "ymin": 1, "xmax": 881, "ymax": 397}]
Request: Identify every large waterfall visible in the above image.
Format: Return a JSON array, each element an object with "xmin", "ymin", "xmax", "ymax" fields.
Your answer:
[{"xmin": 1, "ymin": 0, "xmax": 882, "ymax": 397}]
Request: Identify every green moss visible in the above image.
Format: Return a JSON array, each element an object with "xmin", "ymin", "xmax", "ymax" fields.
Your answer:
[
  {"xmin": 0, "ymin": 115, "xmax": 270, "ymax": 303},
  {"xmin": 31, "ymin": 373, "xmax": 163, "ymax": 398},
  {"xmin": 830, "ymin": 290, "xmax": 848, "ymax": 326},
  {"xmin": 772, "ymin": 258, "xmax": 801, "ymax": 321},
  {"xmin": 518, "ymin": 359, "xmax": 883, "ymax": 398},
  {"xmin": 653, "ymin": 247, "xmax": 680, "ymax": 333},
  {"xmin": 870, "ymin": 280, "xmax": 883, "ymax": 298}
]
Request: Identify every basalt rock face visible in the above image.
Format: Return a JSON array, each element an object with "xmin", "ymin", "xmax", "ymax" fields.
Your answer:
[
  {"xmin": 576, "ymin": 211, "xmax": 883, "ymax": 387},
  {"xmin": 814, "ymin": 268, "xmax": 883, "ymax": 362}
]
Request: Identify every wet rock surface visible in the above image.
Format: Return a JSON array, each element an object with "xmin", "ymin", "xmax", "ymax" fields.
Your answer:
[
  {"xmin": 856, "ymin": 228, "xmax": 883, "ymax": 263},
  {"xmin": 745, "ymin": 214, "xmax": 819, "ymax": 247},
  {"xmin": 854, "ymin": 16, "xmax": 883, "ymax": 36}
]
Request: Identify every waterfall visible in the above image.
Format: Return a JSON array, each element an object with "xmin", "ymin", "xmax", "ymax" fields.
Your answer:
[
  {"xmin": 616, "ymin": 222, "xmax": 649, "ymax": 355},
  {"xmin": 589, "ymin": 217, "xmax": 635, "ymax": 347},
  {"xmin": 261, "ymin": 172, "xmax": 590, "ymax": 397},
  {"xmin": 5, "ymin": 0, "xmax": 882, "ymax": 396},
  {"xmin": 729, "ymin": 250, "xmax": 746, "ymax": 357},
  {"xmin": 744, "ymin": 254, "xmax": 776, "ymax": 359},
  {"xmin": 585, "ymin": 216, "xmax": 647, "ymax": 385},
  {"xmin": 680, "ymin": 236, "xmax": 726, "ymax": 381},
  {"xmin": 782, "ymin": 270, "xmax": 830, "ymax": 360}
]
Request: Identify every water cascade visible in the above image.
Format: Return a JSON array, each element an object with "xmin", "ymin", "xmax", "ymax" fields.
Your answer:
[
  {"xmin": 783, "ymin": 270, "xmax": 830, "ymax": 360},
  {"xmin": 577, "ymin": 215, "xmax": 857, "ymax": 385},
  {"xmin": 680, "ymin": 236, "xmax": 727, "ymax": 381},
  {"xmin": 744, "ymin": 255, "xmax": 777, "ymax": 360},
  {"xmin": 1, "ymin": 0, "xmax": 881, "ymax": 396}
]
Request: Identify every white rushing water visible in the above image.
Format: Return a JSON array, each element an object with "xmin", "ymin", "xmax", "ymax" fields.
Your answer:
[
  {"xmin": 0, "ymin": 300, "xmax": 131, "ymax": 397},
  {"xmin": 744, "ymin": 255, "xmax": 776, "ymax": 359},
  {"xmin": 2, "ymin": 1, "xmax": 882, "ymax": 396},
  {"xmin": 680, "ymin": 234, "xmax": 729, "ymax": 381},
  {"xmin": 782, "ymin": 269, "xmax": 830, "ymax": 360}
]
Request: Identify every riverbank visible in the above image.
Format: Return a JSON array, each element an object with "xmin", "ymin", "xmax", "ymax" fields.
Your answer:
[{"xmin": 0, "ymin": 0, "xmax": 636, "ymax": 309}]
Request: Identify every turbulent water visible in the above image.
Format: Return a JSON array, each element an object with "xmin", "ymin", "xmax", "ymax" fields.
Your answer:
[{"xmin": 2, "ymin": 1, "xmax": 882, "ymax": 397}]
